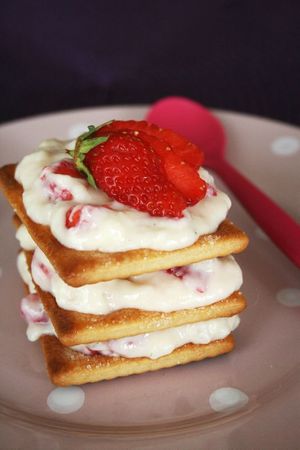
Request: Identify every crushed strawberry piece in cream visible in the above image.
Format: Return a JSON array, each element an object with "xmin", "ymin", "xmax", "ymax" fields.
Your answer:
[
  {"xmin": 206, "ymin": 184, "xmax": 217, "ymax": 197},
  {"xmin": 40, "ymin": 167, "xmax": 73, "ymax": 202},
  {"xmin": 167, "ymin": 265, "xmax": 208, "ymax": 293},
  {"xmin": 20, "ymin": 293, "xmax": 49, "ymax": 324}
]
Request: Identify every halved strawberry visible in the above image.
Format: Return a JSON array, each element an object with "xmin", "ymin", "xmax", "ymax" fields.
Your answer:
[
  {"xmin": 95, "ymin": 120, "xmax": 205, "ymax": 169},
  {"xmin": 101, "ymin": 127, "xmax": 207, "ymax": 204},
  {"xmin": 93, "ymin": 121, "xmax": 207, "ymax": 204},
  {"xmin": 83, "ymin": 134, "xmax": 187, "ymax": 218},
  {"xmin": 70, "ymin": 121, "xmax": 208, "ymax": 218}
]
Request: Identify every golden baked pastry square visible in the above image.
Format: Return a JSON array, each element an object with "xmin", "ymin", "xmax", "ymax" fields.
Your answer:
[
  {"xmin": 34, "ymin": 278, "xmax": 246, "ymax": 346},
  {"xmin": 41, "ymin": 334, "xmax": 235, "ymax": 386}
]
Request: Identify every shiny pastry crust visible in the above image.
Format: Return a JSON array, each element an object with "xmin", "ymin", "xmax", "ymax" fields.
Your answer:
[
  {"xmin": 41, "ymin": 334, "xmax": 235, "ymax": 386},
  {"xmin": 0, "ymin": 164, "xmax": 249, "ymax": 286},
  {"xmin": 44, "ymin": 290, "xmax": 246, "ymax": 346}
]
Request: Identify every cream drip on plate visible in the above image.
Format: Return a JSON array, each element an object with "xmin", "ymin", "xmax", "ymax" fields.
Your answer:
[{"xmin": 15, "ymin": 140, "xmax": 231, "ymax": 252}]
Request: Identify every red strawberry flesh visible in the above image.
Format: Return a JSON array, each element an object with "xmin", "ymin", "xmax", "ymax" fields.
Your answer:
[
  {"xmin": 66, "ymin": 206, "xmax": 83, "ymax": 228},
  {"xmin": 95, "ymin": 120, "xmax": 205, "ymax": 169},
  {"xmin": 52, "ymin": 159, "xmax": 84, "ymax": 178},
  {"xmin": 84, "ymin": 134, "xmax": 187, "ymax": 218},
  {"xmin": 94, "ymin": 121, "xmax": 207, "ymax": 204},
  {"xmin": 72, "ymin": 120, "xmax": 207, "ymax": 218}
]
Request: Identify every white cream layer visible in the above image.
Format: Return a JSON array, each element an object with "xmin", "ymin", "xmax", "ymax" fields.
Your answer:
[
  {"xmin": 16, "ymin": 225, "xmax": 36, "ymax": 251},
  {"xmin": 73, "ymin": 315, "xmax": 240, "ymax": 359},
  {"xmin": 31, "ymin": 246, "xmax": 242, "ymax": 315},
  {"xmin": 15, "ymin": 140, "xmax": 231, "ymax": 252},
  {"xmin": 17, "ymin": 251, "xmax": 36, "ymax": 294},
  {"xmin": 20, "ymin": 288, "xmax": 239, "ymax": 359},
  {"xmin": 25, "ymin": 311, "xmax": 55, "ymax": 342}
]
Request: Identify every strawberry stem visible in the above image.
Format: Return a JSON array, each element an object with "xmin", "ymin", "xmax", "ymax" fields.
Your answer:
[{"xmin": 71, "ymin": 124, "xmax": 111, "ymax": 188}]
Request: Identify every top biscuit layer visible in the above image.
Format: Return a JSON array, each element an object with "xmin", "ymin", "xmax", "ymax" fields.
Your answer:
[{"xmin": 0, "ymin": 164, "xmax": 249, "ymax": 286}]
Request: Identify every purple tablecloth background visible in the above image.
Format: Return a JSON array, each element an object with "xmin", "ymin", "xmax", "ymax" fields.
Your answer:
[{"xmin": 1, "ymin": 0, "xmax": 299, "ymax": 125}]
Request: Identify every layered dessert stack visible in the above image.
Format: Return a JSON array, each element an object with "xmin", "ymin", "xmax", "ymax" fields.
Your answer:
[{"xmin": 0, "ymin": 120, "xmax": 248, "ymax": 386}]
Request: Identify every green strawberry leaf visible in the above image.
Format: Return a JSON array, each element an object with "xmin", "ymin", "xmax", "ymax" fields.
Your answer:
[
  {"xmin": 79, "ymin": 125, "xmax": 98, "ymax": 141},
  {"xmin": 78, "ymin": 121, "xmax": 113, "ymax": 141},
  {"xmin": 71, "ymin": 123, "xmax": 112, "ymax": 188},
  {"xmin": 75, "ymin": 156, "xmax": 97, "ymax": 188},
  {"xmin": 67, "ymin": 149, "xmax": 75, "ymax": 158},
  {"xmin": 79, "ymin": 136, "xmax": 108, "ymax": 154}
]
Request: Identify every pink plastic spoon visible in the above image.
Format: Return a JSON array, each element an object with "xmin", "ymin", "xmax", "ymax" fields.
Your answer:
[{"xmin": 146, "ymin": 96, "xmax": 300, "ymax": 267}]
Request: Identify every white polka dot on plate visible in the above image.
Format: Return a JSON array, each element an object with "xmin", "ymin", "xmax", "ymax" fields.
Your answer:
[
  {"xmin": 271, "ymin": 136, "xmax": 300, "ymax": 156},
  {"xmin": 67, "ymin": 123, "xmax": 89, "ymax": 140},
  {"xmin": 209, "ymin": 387, "xmax": 249, "ymax": 412},
  {"xmin": 47, "ymin": 386, "xmax": 85, "ymax": 414},
  {"xmin": 276, "ymin": 288, "xmax": 300, "ymax": 307}
]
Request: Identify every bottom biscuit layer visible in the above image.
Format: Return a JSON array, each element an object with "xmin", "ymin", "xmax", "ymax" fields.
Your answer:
[{"xmin": 41, "ymin": 334, "xmax": 235, "ymax": 386}]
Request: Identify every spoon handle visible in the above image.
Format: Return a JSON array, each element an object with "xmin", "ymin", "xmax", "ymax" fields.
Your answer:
[{"xmin": 210, "ymin": 159, "xmax": 300, "ymax": 267}]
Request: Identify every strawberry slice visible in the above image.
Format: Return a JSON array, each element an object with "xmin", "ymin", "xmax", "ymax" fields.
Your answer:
[
  {"xmin": 95, "ymin": 120, "xmax": 205, "ymax": 169},
  {"xmin": 93, "ymin": 121, "xmax": 207, "ymax": 203},
  {"xmin": 109, "ymin": 129, "xmax": 207, "ymax": 204},
  {"xmin": 162, "ymin": 151, "xmax": 207, "ymax": 204},
  {"xmin": 83, "ymin": 134, "xmax": 187, "ymax": 218}
]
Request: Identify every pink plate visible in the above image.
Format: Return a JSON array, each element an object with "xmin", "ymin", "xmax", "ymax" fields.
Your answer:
[{"xmin": 0, "ymin": 106, "xmax": 299, "ymax": 449}]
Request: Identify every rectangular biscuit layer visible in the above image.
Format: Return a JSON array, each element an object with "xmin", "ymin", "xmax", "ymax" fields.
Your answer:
[
  {"xmin": 0, "ymin": 164, "xmax": 249, "ymax": 286},
  {"xmin": 41, "ymin": 334, "xmax": 235, "ymax": 386},
  {"xmin": 36, "ymin": 284, "xmax": 246, "ymax": 346}
]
